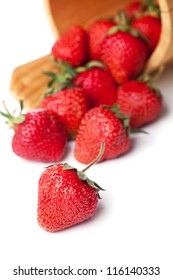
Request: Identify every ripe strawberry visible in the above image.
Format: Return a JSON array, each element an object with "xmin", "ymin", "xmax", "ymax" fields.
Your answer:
[
  {"xmin": 44, "ymin": 60, "xmax": 118, "ymax": 108},
  {"xmin": 124, "ymin": 1, "xmax": 146, "ymax": 19},
  {"xmin": 74, "ymin": 105, "xmax": 130, "ymax": 164},
  {"xmin": 40, "ymin": 87, "xmax": 89, "ymax": 139},
  {"xmin": 132, "ymin": 15, "xmax": 161, "ymax": 53},
  {"xmin": 0, "ymin": 103, "xmax": 67, "ymax": 162},
  {"xmin": 73, "ymin": 66, "xmax": 118, "ymax": 107},
  {"xmin": 51, "ymin": 26, "xmax": 88, "ymax": 67},
  {"xmin": 37, "ymin": 143, "xmax": 105, "ymax": 232},
  {"xmin": 101, "ymin": 27, "xmax": 149, "ymax": 84},
  {"xmin": 116, "ymin": 79, "xmax": 163, "ymax": 128},
  {"xmin": 88, "ymin": 19, "xmax": 116, "ymax": 60}
]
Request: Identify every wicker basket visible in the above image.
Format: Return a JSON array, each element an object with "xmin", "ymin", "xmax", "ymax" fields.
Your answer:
[{"xmin": 10, "ymin": 0, "xmax": 173, "ymax": 109}]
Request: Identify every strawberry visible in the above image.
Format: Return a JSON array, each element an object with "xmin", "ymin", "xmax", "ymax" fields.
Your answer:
[
  {"xmin": 73, "ymin": 64, "xmax": 118, "ymax": 107},
  {"xmin": 100, "ymin": 25, "xmax": 149, "ymax": 84},
  {"xmin": 88, "ymin": 19, "xmax": 116, "ymax": 60},
  {"xmin": 124, "ymin": 1, "xmax": 146, "ymax": 19},
  {"xmin": 51, "ymin": 26, "xmax": 88, "ymax": 67},
  {"xmin": 74, "ymin": 105, "xmax": 131, "ymax": 164},
  {"xmin": 0, "ymin": 103, "xmax": 67, "ymax": 162},
  {"xmin": 40, "ymin": 87, "xmax": 89, "ymax": 139},
  {"xmin": 37, "ymin": 143, "xmax": 105, "ymax": 232},
  {"xmin": 44, "ymin": 60, "xmax": 118, "ymax": 108},
  {"xmin": 132, "ymin": 15, "xmax": 161, "ymax": 53},
  {"xmin": 116, "ymin": 78, "xmax": 163, "ymax": 128}
]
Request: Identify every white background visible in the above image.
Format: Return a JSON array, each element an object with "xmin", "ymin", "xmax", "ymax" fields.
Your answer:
[{"xmin": 0, "ymin": 1, "xmax": 173, "ymax": 279}]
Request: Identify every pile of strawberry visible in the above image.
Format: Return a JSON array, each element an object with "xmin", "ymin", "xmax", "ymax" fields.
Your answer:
[
  {"xmin": 1, "ymin": 0, "xmax": 163, "ymax": 164},
  {"xmin": 40, "ymin": 0, "xmax": 162, "ymax": 164},
  {"xmin": 1, "ymin": 0, "xmax": 164, "ymax": 232}
]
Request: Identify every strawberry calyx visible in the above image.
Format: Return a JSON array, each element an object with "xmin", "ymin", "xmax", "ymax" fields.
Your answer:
[
  {"xmin": 63, "ymin": 142, "xmax": 105, "ymax": 194},
  {"xmin": 107, "ymin": 11, "xmax": 148, "ymax": 42},
  {"xmin": 44, "ymin": 58, "xmax": 105, "ymax": 96},
  {"xmin": 0, "ymin": 100, "xmax": 25, "ymax": 129},
  {"xmin": 126, "ymin": 0, "xmax": 160, "ymax": 19},
  {"xmin": 108, "ymin": 25, "xmax": 148, "ymax": 42},
  {"xmin": 140, "ymin": 0, "xmax": 160, "ymax": 18},
  {"xmin": 63, "ymin": 163, "xmax": 104, "ymax": 193},
  {"xmin": 103, "ymin": 104, "xmax": 147, "ymax": 135},
  {"xmin": 44, "ymin": 59, "xmax": 76, "ymax": 96},
  {"xmin": 103, "ymin": 103, "xmax": 131, "ymax": 134}
]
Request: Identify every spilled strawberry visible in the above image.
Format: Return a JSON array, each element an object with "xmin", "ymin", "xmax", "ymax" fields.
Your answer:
[
  {"xmin": 74, "ymin": 104, "xmax": 131, "ymax": 164},
  {"xmin": 126, "ymin": 0, "xmax": 161, "ymax": 54},
  {"xmin": 73, "ymin": 61, "xmax": 118, "ymax": 107},
  {"xmin": 132, "ymin": 15, "xmax": 161, "ymax": 54},
  {"xmin": 100, "ymin": 13, "xmax": 149, "ymax": 84},
  {"xmin": 88, "ymin": 19, "xmax": 116, "ymax": 60},
  {"xmin": 44, "ymin": 59, "xmax": 118, "ymax": 108},
  {"xmin": 0, "ymin": 101, "xmax": 67, "ymax": 162},
  {"xmin": 37, "ymin": 142, "xmax": 105, "ymax": 232},
  {"xmin": 40, "ymin": 87, "xmax": 89, "ymax": 139},
  {"xmin": 116, "ymin": 71, "xmax": 163, "ymax": 128},
  {"xmin": 124, "ymin": 1, "xmax": 146, "ymax": 20},
  {"xmin": 51, "ymin": 25, "xmax": 88, "ymax": 67}
]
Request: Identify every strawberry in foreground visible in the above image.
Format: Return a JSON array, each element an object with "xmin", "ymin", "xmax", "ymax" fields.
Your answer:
[
  {"xmin": 37, "ymin": 142, "xmax": 105, "ymax": 232},
  {"xmin": 40, "ymin": 87, "xmax": 89, "ymax": 139},
  {"xmin": 0, "ymin": 102, "xmax": 67, "ymax": 162},
  {"xmin": 116, "ymin": 73, "xmax": 163, "ymax": 128},
  {"xmin": 74, "ymin": 104, "xmax": 131, "ymax": 164},
  {"xmin": 51, "ymin": 25, "xmax": 88, "ymax": 67}
]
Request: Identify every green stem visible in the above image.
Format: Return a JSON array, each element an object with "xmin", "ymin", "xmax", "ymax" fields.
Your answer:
[
  {"xmin": 2, "ymin": 100, "xmax": 13, "ymax": 119},
  {"xmin": 81, "ymin": 142, "xmax": 105, "ymax": 173},
  {"xmin": 147, "ymin": 0, "xmax": 154, "ymax": 9}
]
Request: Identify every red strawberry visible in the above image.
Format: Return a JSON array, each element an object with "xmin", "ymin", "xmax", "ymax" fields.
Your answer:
[
  {"xmin": 73, "ymin": 66, "xmax": 118, "ymax": 107},
  {"xmin": 51, "ymin": 26, "xmax": 88, "ymax": 67},
  {"xmin": 0, "ymin": 103, "xmax": 67, "ymax": 162},
  {"xmin": 37, "ymin": 143, "xmax": 104, "ymax": 232},
  {"xmin": 40, "ymin": 87, "xmax": 89, "ymax": 139},
  {"xmin": 74, "ymin": 105, "xmax": 130, "ymax": 164},
  {"xmin": 101, "ymin": 27, "xmax": 149, "ymax": 84},
  {"xmin": 88, "ymin": 19, "xmax": 116, "ymax": 60},
  {"xmin": 132, "ymin": 15, "xmax": 161, "ymax": 53},
  {"xmin": 124, "ymin": 1, "xmax": 146, "ymax": 19},
  {"xmin": 44, "ymin": 60, "xmax": 118, "ymax": 108},
  {"xmin": 116, "ymin": 79, "xmax": 163, "ymax": 128}
]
